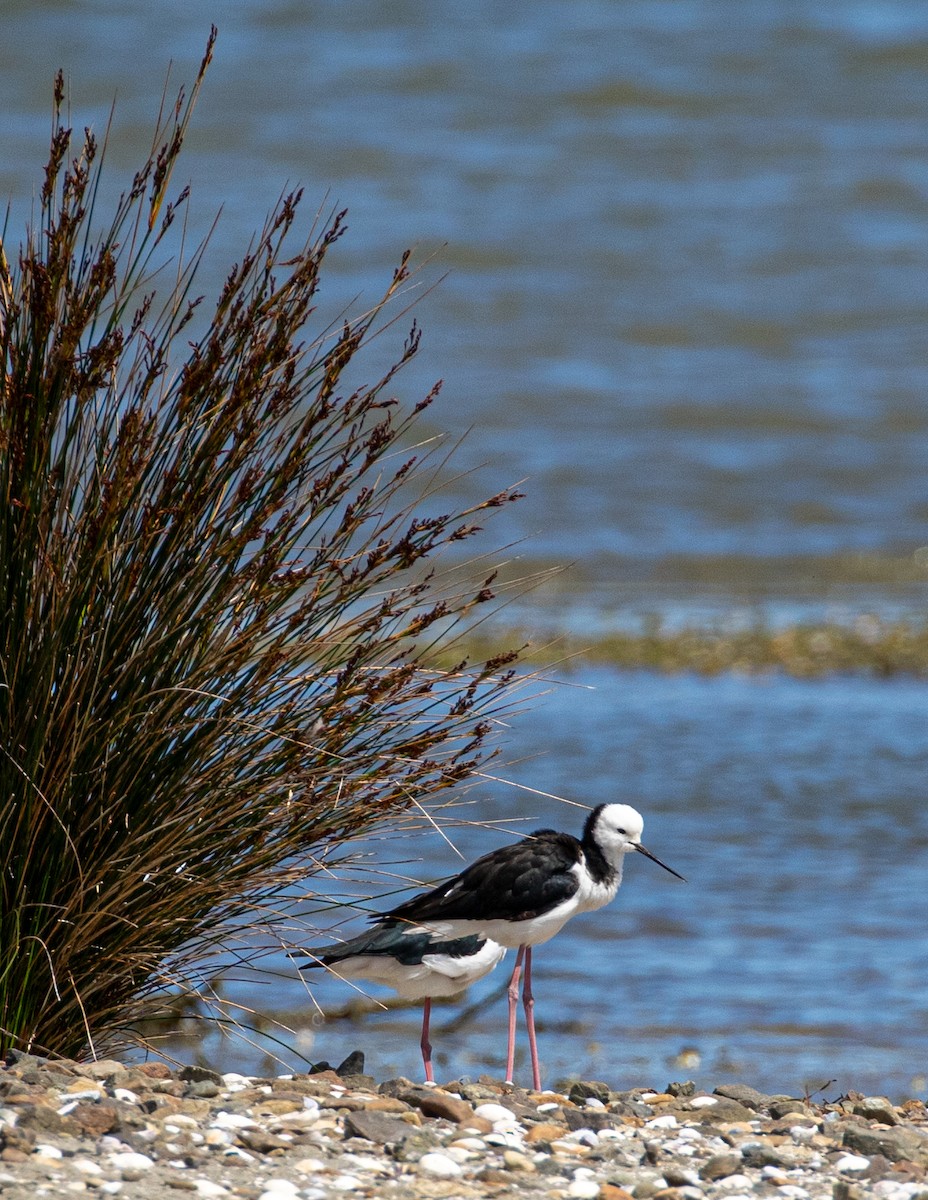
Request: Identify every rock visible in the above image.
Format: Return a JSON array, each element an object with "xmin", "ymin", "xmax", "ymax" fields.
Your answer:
[
  {"xmin": 699, "ymin": 1153, "xmax": 743, "ymax": 1180},
  {"xmin": 690, "ymin": 1098, "xmax": 757, "ymax": 1124},
  {"xmin": 70, "ymin": 1101, "xmax": 121, "ymax": 1136},
  {"xmin": 833, "ymin": 1153, "xmax": 870, "ymax": 1172},
  {"xmin": 665, "ymin": 1081, "xmax": 696, "ymax": 1098},
  {"xmin": 741, "ymin": 1141, "xmax": 789, "ymax": 1168},
  {"xmin": 179, "ymin": 1066, "xmax": 224, "ymax": 1086},
  {"xmin": 185, "ymin": 1080, "xmax": 220, "ymax": 1099},
  {"xmin": 525, "ymin": 1122, "xmax": 570, "ymax": 1145},
  {"xmin": 343, "ymin": 1108, "xmax": 414, "ymax": 1145},
  {"xmin": 472, "ymin": 1102, "xmax": 520, "ymax": 1127},
  {"xmin": 843, "ymin": 1124, "xmax": 928, "ymax": 1164},
  {"xmin": 851, "ymin": 1097, "xmax": 899, "ymax": 1126},
  {"xmin": 569, "ymin": 1080, "xmax": 612, "ymax": 1105},
  {"xmin": 600, "ymin": 1187, "xmax": 635, "ymax": 1200},
  {"xmin": 401, "ymin": 1088, "xmax": 472, "ymax": 1124},
  {"xmin": 502, "ymin": 1148, "xmax": 535, "ymax": 1171},
  {"xmin": 236, "ymin": 1128, "xmax": 292, "ymax": 1154},
  {"xmin": 832, "ymin": 1184, "xmax": 865, "ymax": 1200},
  {"xmin": 136, "ymin": 1062, "xmax": 174, "ymax": 1079},
  {"xmin": 713, "ymin": 1082, "xmax": 774, "ymax": 1110},
  {"xmin": 662, "ymin": 1166, "xmax": 700, "ymax": 1187},
  {"xmin": 418, "ymin": 1151, "xmax": 462, "ymax": 1177},
  {"xmin": 563, "ymin": 1107, "xmax": 617, "ymax": 1132},
  {"xmin": 15, "ymin": 1104, "xmax": 71, "ymax": 1135},
  {"xmin": 109, "ymin": 1150, "xmax": 155, "ymax": 1172},
  {"xmin": 335, "ymin": 1051, "xmax": 365, "ymax": 1076},
  {"xmin": 768, "ymin": 1098, "xmax": 815, "ymax": 1119}
]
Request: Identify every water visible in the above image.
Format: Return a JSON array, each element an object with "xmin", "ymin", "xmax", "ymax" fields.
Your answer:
[
  {"xmin": 3, "ymin": 3, "xmax": 928, "ymax": 1094},
  {"xmin": 176, "ymin": 667, "xmax": 928, "ymax": 1101}
]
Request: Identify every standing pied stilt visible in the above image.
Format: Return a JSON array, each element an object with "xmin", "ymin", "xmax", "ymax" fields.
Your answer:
[
  {"xmin": 375, "ymin": 803, "xmax": 684, "ymax": 1090},
  {"xmin": 297, "ymin": 927, "xmax": 505, "ymax": 1082}
]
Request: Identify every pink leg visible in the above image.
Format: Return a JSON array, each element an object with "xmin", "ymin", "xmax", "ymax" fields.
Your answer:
[
  {"xmin": 420, "ymin": 997, "xmax": 434, "ymax": 1083},
  {"xmin": 522, "ymin": 946, "xmax": 541, "ymax": 1091},
  {"xmin": 505, "ymin": 945, "xmax": 526, "ymax": 1084}
]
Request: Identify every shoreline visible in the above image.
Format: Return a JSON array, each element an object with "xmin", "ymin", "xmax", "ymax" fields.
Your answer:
[{"xmin": 1, "ymin": 1051, "xmax": 926, "ymax": 1200}]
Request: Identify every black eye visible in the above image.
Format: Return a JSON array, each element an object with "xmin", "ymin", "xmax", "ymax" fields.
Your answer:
[{"xmin": 617, "ymin": 827, "xmax": 626, "ymax": 835}]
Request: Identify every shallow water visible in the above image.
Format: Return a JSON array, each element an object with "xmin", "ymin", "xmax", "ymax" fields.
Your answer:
[
  {"xmin": 4, "ymin": 3, "xmax": 928, "ymax": 1095},
  {"xmin": 169, "ymin": 667, "xmax": 928, "ymax": 1101}
]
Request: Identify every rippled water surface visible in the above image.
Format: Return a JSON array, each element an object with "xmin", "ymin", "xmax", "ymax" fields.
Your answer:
[
  {"xmin": 3, "ymin": 2, "xmax": 928, "ymax": 1094},
  {"xmin": 172, "ymin": 668, "xmax": 928, "ymax": 1100}
]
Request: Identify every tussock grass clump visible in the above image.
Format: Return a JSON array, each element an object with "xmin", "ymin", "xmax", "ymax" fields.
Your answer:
[{"xmin": 0, "ymin": 35, "xmax": 521, "ymax": 1059}]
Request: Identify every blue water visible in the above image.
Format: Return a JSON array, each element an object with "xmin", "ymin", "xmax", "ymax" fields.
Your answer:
[
  {"xmin": 174, "ymin": 668, "xmax": 928, "ymax": 1101},
  {"xmin": 4, "ymin": 3, "xmax": 928, "ymax": 1096}
]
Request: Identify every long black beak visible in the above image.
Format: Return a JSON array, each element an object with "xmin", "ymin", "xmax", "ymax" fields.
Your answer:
[{"xmin": 635, "ymin": 842, "xmax": 686, "ymax": 881}]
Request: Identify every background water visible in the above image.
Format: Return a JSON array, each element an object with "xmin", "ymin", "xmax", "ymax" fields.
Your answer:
[{"xmin": 2, "ymin": 2, "xmax": 928, "ymax": 1097}]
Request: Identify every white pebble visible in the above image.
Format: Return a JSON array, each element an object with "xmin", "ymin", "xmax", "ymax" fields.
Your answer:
[
  {"xmin": 675, "ymin": 1127, "xmax": 704, "ymax": 1141},
  {"xmin": 260, "ymin": 1182, "xmax": 300, "ymax": 1195},
  {"xmin": 584, "ymin": 1097, "xmax": 606, "ymax": 1109},
  {"xmin": 34, "ymin": 1143, "xmax": 64, "ymax": 1159},
  {"xmin": 65, "ymin": 1088, "xmax": 103, "ymax": 1102},
  {"xmin": 537, "ymin": 1101, "xmax": 559, "ymax": 1112},
  {"xmin": 835, "ymin": 1153, "xmax": 870, "ymax": 1172},
  {"xmin": 165, "ymin": 1115, "xmax": 199, "ymax": 1129},
  {"xmin": 109, "ymin": 1151, "xmax": 155, "ymax": 1171},
  {"xmin": 303, "ymin": 1096, "xmax": 320, "ymax": 1113},
  {"xmin": 112, "ymin": 1088, "xmax": 139, "ymax": 1104},
  {"xmin": 647, "ymin": 1113, "xmax": 678, "ymax": 1129},
  {"xmin": 567, "ymin": 1179, "xmax": 600, "ymax": 1199},
  {"xmin": 328, "ymin": 1176, "xmax": 364, "ymax": 1191},
  {"xmin": 689, "ymin": 1094, "xmax": 718, "ymax": 1107},
  {"xmin": 194, "ymin": 1183, "xmax": 229, "ymax": 1197},
  {"xmin": 716, "ymin": 1178, "xmax": 755, "ymax": 1192},
  {"xmin": 211, "ymin": 1111, "xmax": 257, "ymax": 1129},
  {"xmin": 221, "ymin": 1072, "xmax": 252, "ymax": 1087},
  {"xmin": 567, "ymin": 1128, "xmax": 600, "ymax": 1146},
  {"xmin": 473, "ymin": 1102, "xmax": 518, "ymax": 1124},
  {"xmin": 776, "ymin": 1188, "xmax": 810, "ymax": 1200},
  {"xmin": 204, "ymin": 1128, "xmax": 232, "ymax": 1147},
  {"xmin": 100, "ymin": 1185, "xmax": 123, "ymax": 1196},
  {"xmin": 790, "ymin": 1124, "xmax": 815, "ymax": 1142},
  {"xmin": 293, "ymin": 1158, "xmax": 327, "ymax": 1173},
  {"xmin": 223, "ymin": 1146, "xmax": 256, "ymax": 1162},
  {"xmin": 443, "ymin": 1145, "xmax": 473, "ymax": 1163},
  {"xmin": 450, "ymin": 1137, "xmax": 486, "ymax": 1151},
  {"xmin": 485, "ymin": 1130, "xmax": 525, "ymax": 1149},
  {"xmin": 418, "ymin": 1151, "xmax": 462, "ymax": 1177},
  {"xmin": 72, "ymin": 1159, "xmax": 103, "ymax": 1174}
]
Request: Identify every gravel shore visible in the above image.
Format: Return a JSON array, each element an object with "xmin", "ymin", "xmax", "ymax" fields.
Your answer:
[{"xmin": 1, "ymin": 1051, "xmax": 927, "ymax": 1200}]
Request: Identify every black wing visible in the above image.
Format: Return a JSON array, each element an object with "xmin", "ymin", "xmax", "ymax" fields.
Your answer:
[
  {"xmin": 376, "ymin": 829, "xmax": 582, "ymax": 925},
  {"xmin": 298, "ymin": 926, "xmax": 488, "ymax": 970}
]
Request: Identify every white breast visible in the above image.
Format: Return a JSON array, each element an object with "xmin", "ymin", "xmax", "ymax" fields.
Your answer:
[{"xmin": 402, "ymin": 856, "xmax": 623, "ymax": 949}]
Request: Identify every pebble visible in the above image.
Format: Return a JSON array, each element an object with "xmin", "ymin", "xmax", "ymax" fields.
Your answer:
[
  {"xmin": 1, "ymin": 1052, "xmax": 926, "ymax": 1200},
  {"xmin": 835, "ymin": 1153, "xmax": 871, "ymax": 1172},
  {"xmin": 417, "ymin": 1151, "xmax": 462, "ymax": 1177}
]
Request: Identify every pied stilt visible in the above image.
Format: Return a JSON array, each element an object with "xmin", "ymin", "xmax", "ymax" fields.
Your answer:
[
  {"xmin": 297, "ymin": 926, "xmax": 505, "ymax": 1082},
  {"xmin": 375, "ymin": 803, "xmax": 684, "ymax": 1090}
]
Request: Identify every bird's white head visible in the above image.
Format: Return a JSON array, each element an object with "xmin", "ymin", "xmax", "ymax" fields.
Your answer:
[
  {"xmin": 588, "ymin": 803, "xmax": 646, "ymax": 862},
  {"xmin": 586, "ymin": 803, "xmax": 685, "ymax": 880}
]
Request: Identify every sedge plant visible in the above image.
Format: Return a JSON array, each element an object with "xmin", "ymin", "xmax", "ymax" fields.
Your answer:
[{"xmin": 0, "ymin": 33, "xmax": 523, "ymax": 1060}]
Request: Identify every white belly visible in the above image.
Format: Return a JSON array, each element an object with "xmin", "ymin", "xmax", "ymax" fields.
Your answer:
[
  {"xmin": 322, "ymin": 940, "xmax": 507, "ymax": 1001},
  {"xmin": 406, "ymin": 862, "xmax": 621, "ymax": 949}
]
